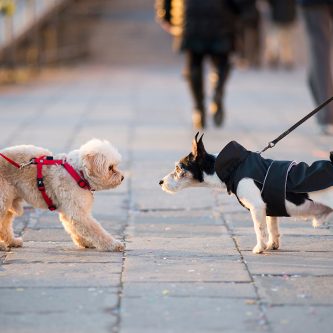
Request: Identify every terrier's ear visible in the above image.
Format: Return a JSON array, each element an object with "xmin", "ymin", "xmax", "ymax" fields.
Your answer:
[
  {"xmin": 197, "ymin": 133, "xmax": 206, "ymax": 158},
  {"xmin": 192, "ymin": 132, "xmax": 200, "ymax": 157},
  {"xmin": 192, "ymin": 132, "xmax": 206, "ymax": 159}
]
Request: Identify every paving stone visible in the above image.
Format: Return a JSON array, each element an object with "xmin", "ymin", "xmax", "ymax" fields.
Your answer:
[
  {"xmin": 123, "ymin": 282, "xmax": 257, "ymax": 299},
  {"xmin": 123, "ymin": 256, "xmax": 250, "ymax": 283},
  {"xmin": 255, "ymin": 276, "xmax": 333, "ymax": 305},
  {"xmin": 23, "ymin": 229, "xmax": 72, "ymax": 242},
  {"xmin": 1, "ymin": 1, "xmax": 333, "ymax": 332},
  {"xmin": 243, "ymin": 251, "xmax": 333, "ymax": 276},
  {"xmin": 265, "ymin": 306, "xmax": 333, "ymax": 333},
  {"xmin": 126, "ymin": 236, "xmax": 239, "ymax": 257},
  {"xmin": 0, "ymin": 287, "xmax": 118, "ymax": 313},
  {"xmin": 4, "ymin": 241, "xmax": 124, "ymax": 264},
  {"xmin": 0, "ymin": 262, "xmax": 122, "ymax": 287},
  {"xmin": 0, "ymin": 312, "xmax": 117, "ymax": 333},
  {"xmin": 127, "ymin": 222, "xmax": 228, "ymax": 238},
  {"xmin": 132, "ymin": 212, "xmax": 221, "ymax": 226},
  {"xmin": 120, "ymin": 297, "xmax": 263, "ymax": 333}
]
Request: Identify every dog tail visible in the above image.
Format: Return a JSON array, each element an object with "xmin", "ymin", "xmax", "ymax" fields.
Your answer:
[{"xmin": 330, "ymin": 152, "xmax": 333, "ymax": 163}]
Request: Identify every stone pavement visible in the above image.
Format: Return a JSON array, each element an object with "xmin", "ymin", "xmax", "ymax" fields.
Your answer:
[{"xmin": 1, "ymin": 1, "xmax": 333, "ymax": 332}]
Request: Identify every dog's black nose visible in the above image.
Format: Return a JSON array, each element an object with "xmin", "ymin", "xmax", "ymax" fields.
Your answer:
[
  {"xmin": 159, "ymin": 180, "xmax": 164, "ymax": 186},
  {"xmin": 121, "ymin": 176, "xmax": 124, "ymax": 182}
]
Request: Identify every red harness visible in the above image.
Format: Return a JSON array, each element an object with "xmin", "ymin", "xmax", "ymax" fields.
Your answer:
[{"xmin": 0, "ymin": 153, "xmax": 91, "ymax": 211}]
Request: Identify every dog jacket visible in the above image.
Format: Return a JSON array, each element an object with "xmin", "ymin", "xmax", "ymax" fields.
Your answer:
[{"xmin": 214, "ymin": 141, "xmax": 333, "ymax": 216}]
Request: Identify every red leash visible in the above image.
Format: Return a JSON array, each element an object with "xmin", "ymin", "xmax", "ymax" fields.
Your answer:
[
  {"xmin": 0, "ymin": 153, "xmax": 21, "ymax": 168},
  {"xmin": 0, "ymin": 153, "xmax": 91, "ymax": 211}
]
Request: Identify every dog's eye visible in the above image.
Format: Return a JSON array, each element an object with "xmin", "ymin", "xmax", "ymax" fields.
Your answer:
[
  {"xmin": 175, "ymin": 165, "xmax": 185, "ymax": 177},
  {"xmin": 109, "ymin": 165, "xmax": 113, "ymax": 171}
]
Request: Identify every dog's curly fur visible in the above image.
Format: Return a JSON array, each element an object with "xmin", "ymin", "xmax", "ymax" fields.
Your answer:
[{"xmin": 0, "ymin": 139, "xmax": 124, "ymax": 252}]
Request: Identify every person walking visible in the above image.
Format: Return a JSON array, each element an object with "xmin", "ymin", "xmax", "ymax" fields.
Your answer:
[
  {"xmin": 155, "ymin": 0, "xmax": 257, "ymax": 129},
  {"xmin": 264, "ymin": 0, "xmax": 297, "ymax": 69},
  {"xmin": 235, "ymin": 5, "xmax": 261, "ymax": 69},
  {"xmin": 298, "ymin": 0, "xmax": 333, "ymax": 134}
]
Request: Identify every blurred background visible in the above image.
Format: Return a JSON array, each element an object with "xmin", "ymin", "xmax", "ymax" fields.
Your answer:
[
  {"xmin": 1, "ymin": 3, "xmax": 333, "ymax": 332},
  {"xmin": 0, "ymin": 0, "xmax": 307, "ymax": 84},
  {"xmin": 0, "ymin": 0, "xmax": 179, "ymax": 83}
]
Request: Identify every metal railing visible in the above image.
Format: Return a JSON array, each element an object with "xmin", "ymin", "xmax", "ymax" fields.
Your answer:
[
  {"xmin": 0, "ymin": 0, "xmax": 65, "ymax": 49},
  {"xmin": 0, "ymin": 0, "xmax": 90, "ymax": 82}
]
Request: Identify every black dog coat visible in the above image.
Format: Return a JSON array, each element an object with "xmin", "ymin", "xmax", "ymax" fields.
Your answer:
[{"xmin": 214, "ymin": 141, "xmax": 333, "ymax": 216}]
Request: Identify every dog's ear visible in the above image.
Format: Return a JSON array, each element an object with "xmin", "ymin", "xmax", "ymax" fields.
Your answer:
[
  {"xmin": 192, "ymin": 132, "xmax": 200, "ymax": 157},
  {"xmin": 82, "ymin": 152, "xmax": 103, "ymax": 177},
  {"xmin": 192, "ymin": 132, "xmax": 206, "ymax": 159}
]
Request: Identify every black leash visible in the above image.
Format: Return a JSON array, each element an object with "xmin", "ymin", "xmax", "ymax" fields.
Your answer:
[{"xmin": 260, "ymin": 96, "xmax": 333, "ymax": 154}]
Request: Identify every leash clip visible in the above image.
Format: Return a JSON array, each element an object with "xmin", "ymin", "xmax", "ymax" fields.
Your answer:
[
  {"xmin": 19, "ymin": 159, "xmax": 35, "ymax": 169},
  {"xmin": 259, "ymin": 141, "xmax": 275, "ymax": 154}
]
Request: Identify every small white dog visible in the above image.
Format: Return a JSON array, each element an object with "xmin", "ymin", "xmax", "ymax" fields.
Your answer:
[
  {"xmin": 0, "ymin": 139, "xmax": 124, "ymax": 252},
  {"xmin": 159, "ymin": 133, "xmax": 333, "ymax": 254}
]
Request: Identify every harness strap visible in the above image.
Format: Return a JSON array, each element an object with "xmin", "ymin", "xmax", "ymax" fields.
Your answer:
[
  {"xmin": 35, "ymin": 157, "xmax": 57, "ymax": 211},
  {"xmin": 1, "ymin": 153, "xmax": 91, "ymax": 211},
  {"xmin": 33, "ymin": 156, "xmax": 92, "ymax": 211},
  {"xmin": 62, "ymin": 162, "xmax": 91, "ymax": 190}
]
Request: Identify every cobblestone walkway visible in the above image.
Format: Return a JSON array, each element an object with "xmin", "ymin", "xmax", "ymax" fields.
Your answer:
[{"xmin": 1, "ymin": 1, "xmax": 333, "ymax": 332}]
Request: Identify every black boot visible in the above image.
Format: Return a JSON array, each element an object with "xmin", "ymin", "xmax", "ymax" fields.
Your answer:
[
  {"xmin": 210, "ymin": 73, "xmax": 225, "ymax": 127},
  {"xmin": 211, "ymin": 97, "xmax": 224, "ymax": 127},
  {"xmin": 210, "ymin": 55, "xmax": 230, "ymax": 127},
  {"xmin": 192, "ymin": 108, "xmax": 206, "ymax": 129},
  {"xmin": 187, "ymin": 65, "xmax": 205, "ymax": 129}
]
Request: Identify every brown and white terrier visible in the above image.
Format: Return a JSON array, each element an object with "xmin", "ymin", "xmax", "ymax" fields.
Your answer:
[{"xmin": 159, "ymin": 134, "xmax": 333, "ymax": 254}]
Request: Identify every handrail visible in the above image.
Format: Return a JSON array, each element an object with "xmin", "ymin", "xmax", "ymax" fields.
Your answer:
[{"xmin": 0, "ymin": 0, "xmax": 67, "ymax": 50}]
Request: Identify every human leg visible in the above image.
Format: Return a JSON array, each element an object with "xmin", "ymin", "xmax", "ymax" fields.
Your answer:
[
  {"xmin": 210, "ymin": 53, "xmax": 230, "ymax": 126},
  {"xmin": 301, "ymin": 5, "xmax": 333, "ymax": 125},
  {"xmin": 184, "ymin": 51, "xmax": 206, "ymax": 129},
  {"xmin": 278, "ymin": 24, "xmax": 295, "ymax": 68}
]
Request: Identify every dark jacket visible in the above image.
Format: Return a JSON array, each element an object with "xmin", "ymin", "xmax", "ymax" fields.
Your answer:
[
  {"xmin": 214, "ymin": 141, "xmax": 333, "ymax": 216},
  {"xmin": 269, "ymin": 0, "xmax": 296, "ymax": 24},
  {"xmin": 155, "ymin": 0, "xmax": 257, "ymax": 53}
]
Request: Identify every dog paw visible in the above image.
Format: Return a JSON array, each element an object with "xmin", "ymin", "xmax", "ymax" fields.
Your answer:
[
  {"xmin": 10, "ymin": 237, "xmax": 23, "ymax": 248},
  {"xmin": 0, "ymin": 242, "xmax": 9, "ymax": 251},
  {"xmin": 267, "ymin": 239, "xmax": 279, "ymax": 250},
  {"xmin": 252, "ymin": 243, "xmax": 266, "ymax": 254},
  {"xmin": 98, "ymin": 239, "xmax": 124, "ymax": 252},
  {"xmin": 111, "ymin": 240, "xmax": 125, "ymax": 252}
]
